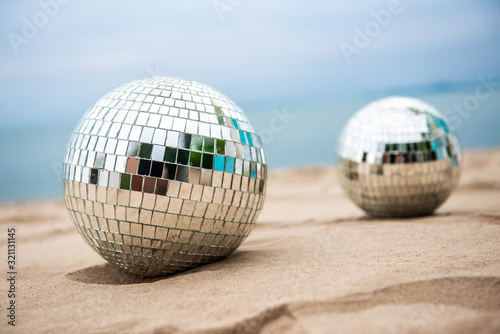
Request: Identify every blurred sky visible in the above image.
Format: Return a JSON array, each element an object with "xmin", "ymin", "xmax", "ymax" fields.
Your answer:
[
  {"xmin": 1, "ymin": 0, "xmax": 500, "ymax": 201},
  {"xmin": 1, "ymin": 0, "xmax": 499, "ymax": 127}
]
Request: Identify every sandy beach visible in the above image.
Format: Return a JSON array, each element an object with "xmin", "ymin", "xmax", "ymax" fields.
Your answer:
[{"xmin": 1, "ymin": 149, "xmax": 499, "ymax": 334}]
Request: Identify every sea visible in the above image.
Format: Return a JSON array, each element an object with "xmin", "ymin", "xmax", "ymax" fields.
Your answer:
[{"xmin": 1, "ymin": 89, "xmax": 499, "ymax": 202}]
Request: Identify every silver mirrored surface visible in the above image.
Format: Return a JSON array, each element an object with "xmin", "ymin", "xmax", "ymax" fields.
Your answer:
[
  {"xmin": 62, "ymin": 77, "xmax": 267, "ymax": 277},
  {"xmin": 336, "ymin": 96, "xmax": 462, "ymax": 218}
]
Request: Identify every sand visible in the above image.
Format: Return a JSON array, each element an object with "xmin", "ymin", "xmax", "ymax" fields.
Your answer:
[{"xmin": 1, "ymin": 149, "xmax": 499, "ymax": 333}]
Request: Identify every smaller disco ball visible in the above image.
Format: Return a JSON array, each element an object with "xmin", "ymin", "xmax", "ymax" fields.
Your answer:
[
  {"xmin": 336, "ymin": 96, "xmax": 462, "ymax": 218},
  {"xmin": 62, "ymin": 77, "xmax": 267, "ymax": 277}
]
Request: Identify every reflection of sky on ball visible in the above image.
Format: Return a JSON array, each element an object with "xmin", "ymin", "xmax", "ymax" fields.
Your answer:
[
  {"xmin": 336, "ymin": 97, "xmax": 462, "ymax": 218},
  {"xmin": 62, "ymin": 77, "xmax": 267, "ymax": 277}
]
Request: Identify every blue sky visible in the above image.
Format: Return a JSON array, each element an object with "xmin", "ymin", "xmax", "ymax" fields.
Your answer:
[
  {"xmin": 0, "ymin": 1, "xmax": 499, "ymax": 201},
  {"xmin": 1, "ymin": 0, "xmax": 499, "ymax": 127}
]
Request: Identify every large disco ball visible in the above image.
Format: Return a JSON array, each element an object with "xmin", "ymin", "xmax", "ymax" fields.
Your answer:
[
  {"xmin": 336, "ymin": 96, "xmax": 462, "ymax": 218},
  {"xmin": 62, "ymin": 77, "xmax": 267, "ymax": 277}
]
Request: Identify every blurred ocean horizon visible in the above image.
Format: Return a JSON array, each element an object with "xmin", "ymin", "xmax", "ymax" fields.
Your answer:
[
  {"xmin": 1, "ymin": 83, "xmax": 499, "ymax": 202},
  {"xmin": 1, "ymin": 1, "xmax": 499, "ymax": 202}
]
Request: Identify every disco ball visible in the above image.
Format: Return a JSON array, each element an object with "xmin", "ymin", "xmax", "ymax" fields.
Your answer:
[
  {"xmin": 62, "ymin": 77, "xmax": 267, "ymax": 277},
  {"xmin": 336, "ymin": 96, "xmax": 462, "ymax": 218}
]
